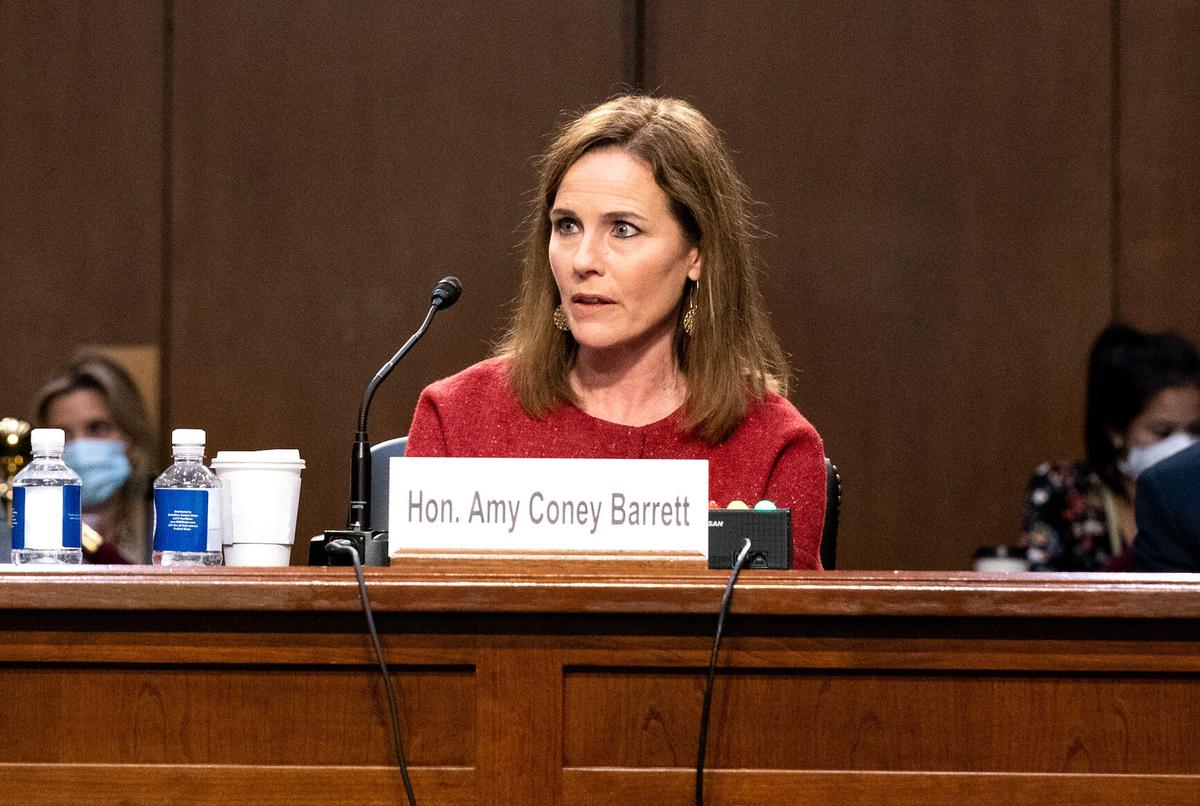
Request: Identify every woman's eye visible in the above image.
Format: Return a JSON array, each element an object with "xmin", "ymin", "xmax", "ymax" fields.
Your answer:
[
  {"xmin": 86, "ymin": 421, "xmax": 114, "ymax": 438},
  {"xmin": 553, "ymin": 218, "xmax": 579, "ymax": 235},
  {"xmin": 613, "ymin": 221, "xmax": 640, "ymax": 238}
]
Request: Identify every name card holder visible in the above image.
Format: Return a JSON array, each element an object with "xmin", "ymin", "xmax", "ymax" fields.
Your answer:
[{"xmin": 389, "ymin": 457, "xmax": 709, "ymax": 558}]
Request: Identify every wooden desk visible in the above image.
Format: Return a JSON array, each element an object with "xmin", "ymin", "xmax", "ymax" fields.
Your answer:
[{"xmin": 2, "ymin": 558, "xmax": 1199, "ymax": 804}]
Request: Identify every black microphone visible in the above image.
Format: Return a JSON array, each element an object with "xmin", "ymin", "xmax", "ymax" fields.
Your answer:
[
  {"xmin": 430, "ymin": 276, "xmax": 462, "ymax": 310},
  {"xmin": 310, "ymin": 276, "xmax": 462, "ymax": 566}
]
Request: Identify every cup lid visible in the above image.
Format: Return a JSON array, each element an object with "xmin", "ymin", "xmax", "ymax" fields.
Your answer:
[{"xmin": 211, "ymin": 449, "xmax": 304, "ymax": 469}]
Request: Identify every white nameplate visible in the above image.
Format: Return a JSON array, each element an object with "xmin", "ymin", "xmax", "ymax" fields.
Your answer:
[{"xmin": 388, "ymin": 457, "xmax": 708, "ymax": 556}]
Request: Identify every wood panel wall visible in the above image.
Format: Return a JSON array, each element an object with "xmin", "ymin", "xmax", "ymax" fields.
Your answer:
[
  {"xmin": 1118, "ymin": 1, "xmax": 1200, "ymax": 347},
  {"xmin": 1, "ymin": 0, "xmax": 163, "ymax": 411},
  {"xmin": 644, "ymin": 0, "xmax": 1115, "ymax": 570},
  {"xmin": 2, "ymin": 1, "xmax": 1196, "ymax": 569}
]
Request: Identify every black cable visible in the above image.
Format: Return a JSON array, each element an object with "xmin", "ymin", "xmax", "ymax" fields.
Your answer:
[
  {"xmin": 327, "ymin": 540, "xmax": 417, "ymax": 805},
  {"xmin": 695, "ymin": 537, "xmax": 753, "ymax": 806}
]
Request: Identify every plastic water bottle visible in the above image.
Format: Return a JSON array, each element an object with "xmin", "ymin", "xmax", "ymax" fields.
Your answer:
[
  {"xmin": 11, "ymin": 428, "xmax": 83, "ymax": 564},
  {"xmin": 153, "ymin": 429, "xmax": 223, "ymax": 566}
]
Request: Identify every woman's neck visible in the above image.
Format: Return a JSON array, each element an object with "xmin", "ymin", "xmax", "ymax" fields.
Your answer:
[{"xmin": 571, "ymin": 336, "xmax": 685, "ymax": 426}]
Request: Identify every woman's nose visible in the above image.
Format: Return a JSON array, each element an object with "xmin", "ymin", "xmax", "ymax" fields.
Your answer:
[{"xmin": 572, "ymin": 233, "xmax": 605, "ymax": 276}]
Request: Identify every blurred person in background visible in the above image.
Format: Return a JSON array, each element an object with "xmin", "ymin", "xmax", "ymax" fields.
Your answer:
[
  {"xmin": 1135, "ymin": 441, "xmax": 1200, "ymax": 572},
  {"xmin": 34, "ymin": 354, "xmax": 158, "ymax": 563},
  {"xmin": 1021, "ymin": 324, "xmax": 1200, "ymax": 571}
]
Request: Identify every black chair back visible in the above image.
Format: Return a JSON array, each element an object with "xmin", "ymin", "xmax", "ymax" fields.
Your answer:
[
  {"xmin": 821, "ymin": 457, "xmax": 841, "ymax": 570},
  {"xmin": 369, "ymin": 436, "xmax": 409, "ymax": 530}
]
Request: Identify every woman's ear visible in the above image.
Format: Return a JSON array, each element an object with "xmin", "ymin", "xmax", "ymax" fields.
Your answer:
[{"xmin": 686, "ymin": 247, "xmax": 701, "ymax": 283}]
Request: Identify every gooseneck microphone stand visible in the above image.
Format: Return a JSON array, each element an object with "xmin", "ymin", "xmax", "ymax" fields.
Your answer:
[{"xmin": 310, "ymin": 276, "xmax": 462, "ymax": 566}]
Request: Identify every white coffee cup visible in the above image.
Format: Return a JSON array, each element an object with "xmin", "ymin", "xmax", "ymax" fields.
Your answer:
[
  {"xmin": 210, "ymin": 449, "xmax": 305, "ymax": 567},
  {"xmin": 973, "ymin": 546, "xmax": 1030, "ymax": 573}
]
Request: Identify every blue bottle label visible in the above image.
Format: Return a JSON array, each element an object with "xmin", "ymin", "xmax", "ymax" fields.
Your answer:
[
  {"xmin": 63, "ymin": 485, "xmax": 82, "ymax": 548},
  {"xmin": 154, "ymin": 489, "xmax": 213, "ymax": 552},
  {"xmin": 11, "ymin": 485, "xmax": 82, "ymax": 551}
]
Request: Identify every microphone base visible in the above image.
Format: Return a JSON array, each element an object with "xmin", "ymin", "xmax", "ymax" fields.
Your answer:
[{"xmin": 309, "ymin": 530, "xmax": 390, "ymax": 566}]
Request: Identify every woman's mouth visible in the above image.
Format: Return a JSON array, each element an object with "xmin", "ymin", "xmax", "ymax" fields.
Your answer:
[{"xmin": 571, "ymin": 294, "xmax": 615, "ymax": 307}]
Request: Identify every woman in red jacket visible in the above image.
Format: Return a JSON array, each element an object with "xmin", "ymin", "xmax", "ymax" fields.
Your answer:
[{"xmin": 407, "ymin": 96, "xmax": 827, "ymax": 569}]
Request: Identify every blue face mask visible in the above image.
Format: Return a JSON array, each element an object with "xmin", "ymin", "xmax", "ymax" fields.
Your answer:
[{"xmin": 63, "ymin": 438, "xmax": 132, "ymax": 507}]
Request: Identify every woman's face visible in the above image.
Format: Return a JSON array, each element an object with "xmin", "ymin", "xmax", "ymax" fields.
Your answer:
[
  {"xmin": 1123, "ymin": 385, "xmax": 1200, "ymax": 448},
  {"xmin": 548, "ymin": 147, "xmax": 701, "ymax": 357},
  {"xmin": 45, "ymin": 389, "xmax": 127, "ymax": 445}
]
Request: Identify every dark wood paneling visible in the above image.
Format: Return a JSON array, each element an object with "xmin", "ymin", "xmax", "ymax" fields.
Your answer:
[
  {"xmin": 562, "ymin": 770, "xmax": 1200, "ymax": 806},
  {"xmin": 3, "ymin": 766, "xmax": 1195, "ymax": 806},
  {"xmin": 477, "ymin": 647, "xmax": 562, "ymax": 803},
  {"xmin": 3, "ymin": 566, "xmax": 1200, "ymax": 803},
  {"xmin": 1118, "ymin": 1, "xmax": 1200, "ymax": 345},
  {"xmin": 565, "ymin": 669, "xmax": 1200, "ymax": 771},
  {"xmin": 645, "ymin": 1, "xmax": 1114, "ymax": 569},
  {"xmin": 0, "ymin": 1, "xmax": 163, "ymax": 418},
  {"xmin": 0, "ymin": 665, "xmax": 473, "ymax": 764},
  {"xmin": 0, "ymin": 765, "xmax": 473, "ymax": 806},
  {"xmin": 167, "ymin": 1, "xmax": 629, "ymax": 555}
]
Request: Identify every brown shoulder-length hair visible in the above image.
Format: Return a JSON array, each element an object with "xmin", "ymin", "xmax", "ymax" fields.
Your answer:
[
  {"xmin": 33, "ymin": 353, "xmax": 158, "ymax": 561},
  {"xmin": 499, "ymin": 95, "xmax": 789, "ymax": 444}
]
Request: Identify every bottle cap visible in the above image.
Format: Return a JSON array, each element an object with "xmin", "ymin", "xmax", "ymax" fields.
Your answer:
[
  {"xmin": 30, "ymin": 428, "xmax": 65, "ymax": 451},
  {"xmin": 171, "ymin": 428, "xmax": 207, "ymax": 447}
]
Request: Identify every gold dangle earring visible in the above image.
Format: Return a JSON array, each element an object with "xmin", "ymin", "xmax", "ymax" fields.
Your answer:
[
  {"xmin": 553, "ymin": 304, "xmax": 570, "ymax": 332},
  {"xmin": 682, "ymin": 281, "xmax": 698, "ymax": 336}
]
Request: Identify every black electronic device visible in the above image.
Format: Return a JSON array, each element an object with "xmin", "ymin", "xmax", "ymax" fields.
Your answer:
[
  {"xmin": 706, "ymin": 508, "xmax": 791, "ymax": 570},
  {"xmin": 309, "ymin": 276, "xmax": 462, "ymax": 567}
]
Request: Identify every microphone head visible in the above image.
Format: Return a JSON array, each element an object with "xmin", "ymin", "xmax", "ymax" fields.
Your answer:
[{"xmin": 432, "ymin": 276, "xmax": 462, "ymax": 309}]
